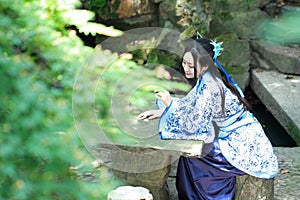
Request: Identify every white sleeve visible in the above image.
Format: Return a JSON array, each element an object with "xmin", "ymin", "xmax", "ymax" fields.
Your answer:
[{"xmin": 158, "ymin": 81, "xmax": 215, "ymax": 143}]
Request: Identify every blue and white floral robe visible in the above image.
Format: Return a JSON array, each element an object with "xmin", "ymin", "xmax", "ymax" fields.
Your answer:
[{"xmin": 158, "ymin": 72, "xmax": 278, "ymax": 179}]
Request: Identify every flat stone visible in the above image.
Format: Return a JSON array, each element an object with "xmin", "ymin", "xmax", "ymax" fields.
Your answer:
[
  {"xmin": 251, "ymin": 70, "xmax": 300, "ymax": 145},
  {"xmin": 273, "ymin": 147, "xmax": 300, "ymax": 200}
]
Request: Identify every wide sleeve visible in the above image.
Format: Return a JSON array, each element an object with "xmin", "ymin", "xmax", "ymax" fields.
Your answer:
[{"xmin": 158, "ymin": 81, "xmax": 215, "ymax": 143}]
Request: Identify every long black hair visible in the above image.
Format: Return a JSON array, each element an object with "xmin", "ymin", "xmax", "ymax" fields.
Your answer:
[{"xmin": 181, "ymin": 37, "xmax": 250, "ymax": 111}]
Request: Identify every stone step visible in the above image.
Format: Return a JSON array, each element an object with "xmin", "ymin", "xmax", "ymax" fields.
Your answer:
[{"xmin": 250, "ymin": 69, "xmax": 300, "ymax": 145}]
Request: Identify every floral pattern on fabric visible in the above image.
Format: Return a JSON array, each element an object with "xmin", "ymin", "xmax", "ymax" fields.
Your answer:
[
  {"xmin": 159, "ymin": 78, "xmax": 215, "ymax": 143},
  {"xmin": 158, "ymin": 72, "xmax": 278, "ymax": 178},
  {"xmin": 219, "ymin": 122, "xmax": 278, "ymax": 178}
]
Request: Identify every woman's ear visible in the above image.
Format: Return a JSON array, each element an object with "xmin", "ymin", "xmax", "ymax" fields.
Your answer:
[
  {"xmin": 202, "ymin": 65, "xmax": 209, "ymax": 72},
  {"xmin": 197, "ymin": 65, "xmax": 209, "ymax": 77}
]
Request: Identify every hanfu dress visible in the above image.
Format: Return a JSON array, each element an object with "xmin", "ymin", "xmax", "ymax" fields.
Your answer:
[{"xmin": 157, "ymin": 72, "xmax": 278, "ymax": 200}]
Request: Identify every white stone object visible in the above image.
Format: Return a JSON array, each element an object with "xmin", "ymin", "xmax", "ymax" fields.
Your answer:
[{"xmin": 107, "ymin": 186, "xmax": 153, "ymax": 200}]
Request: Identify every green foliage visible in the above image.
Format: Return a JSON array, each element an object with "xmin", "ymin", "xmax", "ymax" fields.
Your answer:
[
  {"xmin": 246, "ymin": 0, "xmax": 253, "ymax": 9},
  {"xmin": 146, "ymin": 49, "xmax": 180, "ymax": 69},
  {"xmin": 131, "ymin": 49, "xmax": 147, "ymax": 64},
  {"xmin": 224, "ymin": 65, "xmax": 244, "ymax": 75},
  {"xmin": 211, "ymin": 0, "xmax": 233, "ymax": 21},
  {"xmin": 0, "ymin": 0, "xmax": 123, "ymax": 199},
  {"xmin": 130, "ymin": 48, "xmax": 181, "ymax": 71},
  {"xmin": 85, "ymin": 0, "xmax": 108, "ymax": 14}
]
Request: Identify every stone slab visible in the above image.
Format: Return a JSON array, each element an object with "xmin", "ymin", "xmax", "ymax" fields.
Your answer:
[
  {"xmin": 251, "ymin": 70, "xmax": 300, "ymax": 145},
  {"xmin": 273, "ymin": 147, "xmax": 300, "ymax": 200}
]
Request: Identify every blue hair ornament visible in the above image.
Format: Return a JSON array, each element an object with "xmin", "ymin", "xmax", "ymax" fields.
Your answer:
[
  {"xmin": 196, "ymin": 32, "xmax": 202, "ymax": 40},
  {"xmin": 210, "ymin": 40, "xmax": 223, "ymax": 60},
  {"xmin": 209, "ymin": 39, "xmax": 245, "ymax": 98}
]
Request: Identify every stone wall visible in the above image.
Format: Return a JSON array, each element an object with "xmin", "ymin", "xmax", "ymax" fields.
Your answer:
[{"xmin": 85, "ymin": 0, "xmax": 300, "ymax": 81}]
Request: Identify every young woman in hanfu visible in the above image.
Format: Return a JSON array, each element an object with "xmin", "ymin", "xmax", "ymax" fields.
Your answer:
[{"xmin": 137, "ymin": 36, "xmax": 278, "ymax": 200}]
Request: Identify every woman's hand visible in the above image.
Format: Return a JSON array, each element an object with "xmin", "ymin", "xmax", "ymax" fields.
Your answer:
[
  {"xmin": 137, "ymin": 109, "xmax": 164, "ymax": 121},
  {"xmin": 155, "ymin": 90, "xmax": 171, "ymax": 107}
]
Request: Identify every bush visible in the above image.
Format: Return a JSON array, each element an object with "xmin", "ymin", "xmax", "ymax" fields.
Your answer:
[{"xmin": 0, "ymin": 0, "xmax": 122, "ymax": 199}]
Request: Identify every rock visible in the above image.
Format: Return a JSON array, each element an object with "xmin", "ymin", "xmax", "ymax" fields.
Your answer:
[
  {"xmin": 208, "ymin": 0, "xmax": 270, "ymax": 12},
  {"xmin": 111, "ymin": 149, "xmax": 171, "ymax": 200},
  {"xmin": 99, "ymin": 0, "xmax": 157, "ymax": 20},
  {"xmin": 210, "ymin": 10, "xmax": 269, "ymax": 39},
  {"xmin": 250, "ymin": 70, "xmax": 300, "ymax": 145},
  {"xmin": 218, "ymin": 38, "xmax": 251, "ymax": 90},
  {"xmin": 250, "ymin": 41, "xmax": 300, "ymax": 75},
  {"xmin": 273, "ymin": 147, "xmax": 300, "ymax": 200},
  {"xmin": 234, "ymin": 175, "xmax": 274, "ymax": 200},
  {"xmin": 97, "ymin": 0, "xmax": 158, "ymax": 29},
  {"xmin": 157, "ymin": 0, "xmax": 179, "ymax": 28}
]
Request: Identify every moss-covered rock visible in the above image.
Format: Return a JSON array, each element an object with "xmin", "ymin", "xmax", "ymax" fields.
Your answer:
[{"xmin": 210, "ymin": 10, "xmax": 269, "ymax": 39}]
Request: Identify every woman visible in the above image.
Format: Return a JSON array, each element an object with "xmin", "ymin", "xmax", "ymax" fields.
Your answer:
[{"xmin": 138, "ymin": 37, "xmax": 278, "ymax": 199}]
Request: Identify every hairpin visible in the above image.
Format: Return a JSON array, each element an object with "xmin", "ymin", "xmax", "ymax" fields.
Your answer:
[
  {"xmin": 196, "ymin": 32, "xmax": 202, "ymax": 40},
  {"xmin": 210, "ymin": 40, "xmax": 223, "ymax": 60}
]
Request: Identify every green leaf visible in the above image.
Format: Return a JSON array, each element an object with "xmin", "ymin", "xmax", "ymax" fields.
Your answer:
[{"xmin": 78, "ymin": 22, "xmax": 123, "ymax": 37}]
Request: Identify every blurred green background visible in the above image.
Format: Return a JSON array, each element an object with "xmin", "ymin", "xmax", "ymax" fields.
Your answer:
[
  {"xmin": 0, "ymin": 0, "xmax": 189, "ymax": 199},
  {"xmin": 0, "ymin": 0, "xmax": 124, "ymax": 199}
]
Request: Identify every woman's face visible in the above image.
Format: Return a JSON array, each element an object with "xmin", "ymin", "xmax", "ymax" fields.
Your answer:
[
  {"xmin": 182, "ymin": 52, "xmax": 195, "ymax": 79},
  {"xmin": 182, "ymin": 52, "xmax": 209, "ymax": 79}
]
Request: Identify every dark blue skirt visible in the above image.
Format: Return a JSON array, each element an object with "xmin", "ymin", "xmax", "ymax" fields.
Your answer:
[{"xmin": 176, "ymin": 140, "xmax": 246, "ymax": 200}]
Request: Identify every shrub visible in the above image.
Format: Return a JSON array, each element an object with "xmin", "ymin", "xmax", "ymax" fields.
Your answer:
[{"xmin": 0, "ymin": 0, "xmax": 122, "ymax": 199}]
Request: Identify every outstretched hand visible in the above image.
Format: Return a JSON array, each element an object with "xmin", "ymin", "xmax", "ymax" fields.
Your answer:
[
  {"xmin": 137, "ymin": 109, "xmax": 164, "ymax": 121},
  {"xmin": 137, "ymin": 90, "xmax": 171, "ymax": 121}
]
